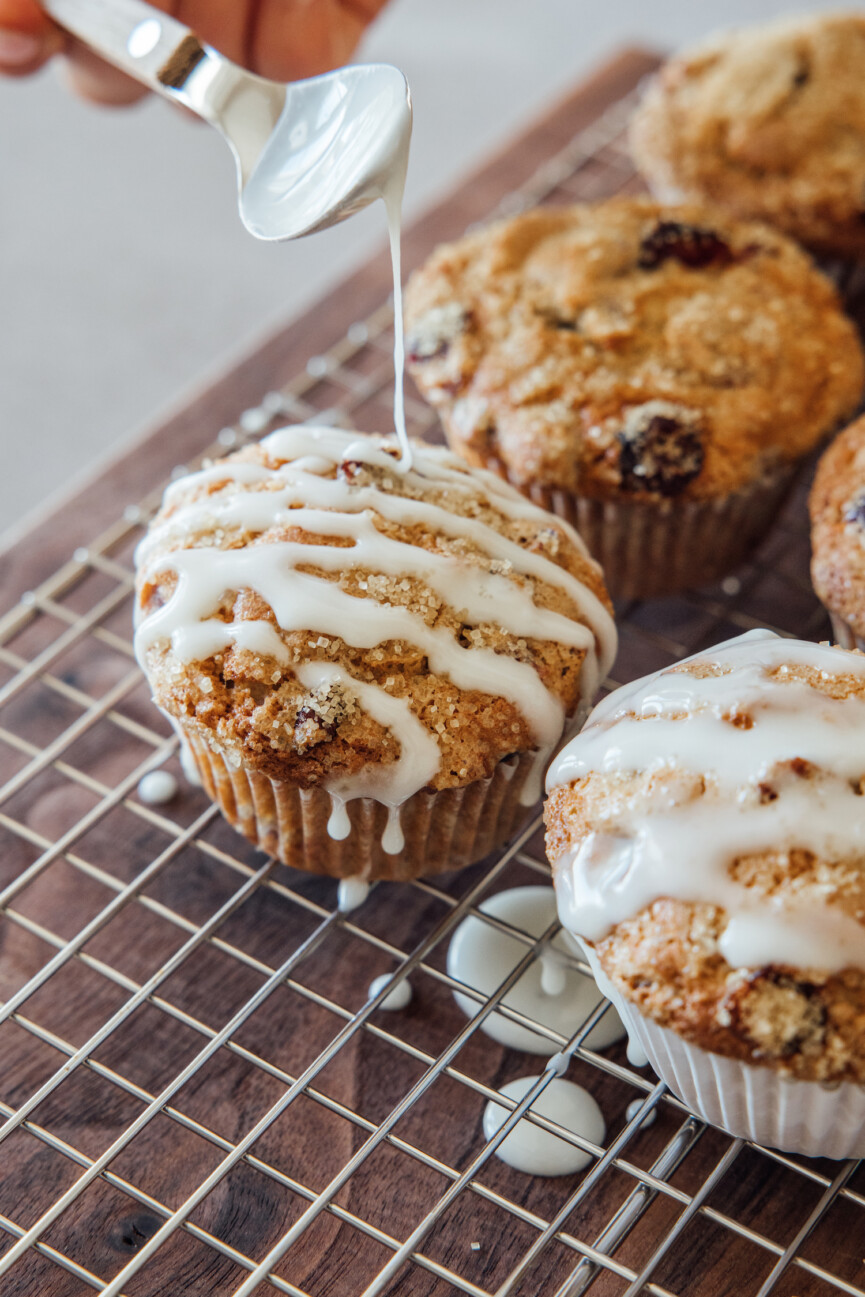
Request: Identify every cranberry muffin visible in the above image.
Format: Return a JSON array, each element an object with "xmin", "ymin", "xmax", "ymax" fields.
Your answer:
[
  {"xmin": 134, "ymin": 424, "xmax": 616, "ymax": 882},
  {"xmin": 811, "ymin": 413, "xmax": 865, "ymax": 650},
  {"xmin": 404, "ymin": 199, "xmax": 864, "ymax": 599},
  {"xmin": 630, "ymin": 12, "xmax": 865, "ymax": 261},
  {"xmin": 546, "ymin": 629, "xmax": 865, "ymax": 1155}
]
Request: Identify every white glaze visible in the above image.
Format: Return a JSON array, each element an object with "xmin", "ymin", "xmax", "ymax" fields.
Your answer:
[
  {"xmin": 136, "ymin": 770, "xmax": 179, "ymax": 805},
  {"xmin": 161, "ymin": 712, "xmax": 203, "ymax": 787},
  {"xmin": 386, "ymin": 190, "xmax": 410, "ymax": 466},
  {"xmin": 337, "ymin": 879, "xmax": 370, "ymax": 912},
  {"xmin": 483, "ymin": 1076, "xmax": 605, "ymax": 1176},
  {"xmin": 239, "ymin": 62, "xmax": 413, "ymax": 466},
  {"xmin": 625, "ymin": 1098, "xmax": 656, "ymax": 1129},
  {"xmin": 368, "ymin": 972, "xmax": 412, "ymax": 1011},
  {"xmin": 447, "ymin": 886, "xmax": 625, "ymax": 1054},
  {"xmin": 295, "ymin": 661, "xmax": 439, "ymax": 855},
  {"xmin": 136, "ymin": 427, "xmax": 616, "ymax": 850},
  {"xmin": 550, "ymin": 630, "xmax": 865, "ymax": 975},
  {"xmin": 239, "ymin": 62, "xmax": 411, "ymax": 245}
]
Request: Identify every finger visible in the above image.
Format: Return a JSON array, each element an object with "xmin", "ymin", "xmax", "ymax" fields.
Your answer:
[
  {"xmin": 62, "ymin": 42, "xmax": 150, "ymax": 105},
  {"xmin": 338, "ymin": 0, "xmax": 392, "ymax": 23},
  {"xmin": 250, "ymin": 0, "xmax": 387, "ymax": 82},
  {"xmin": 175, "ymin": 0, "xmax": 249, "ymax": 66},
  {"xmin": 0, "ymin": 0, "xmax": 62, "ymax": 75}
]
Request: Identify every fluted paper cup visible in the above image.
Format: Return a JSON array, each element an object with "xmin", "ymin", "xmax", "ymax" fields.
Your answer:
[
  {"xmin": 514, "ymin": 466, "xmax": 799, "ymax": 601},
  {"xmin": 183, "ymin": 730, "xmax": 541, "ymax": 881},
  {"xmin": 582, "ymin": 946, "xmax": 865, "ymax": 1158}
]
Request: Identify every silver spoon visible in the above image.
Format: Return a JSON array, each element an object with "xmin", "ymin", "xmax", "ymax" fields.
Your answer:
[{"xmin": 42, "ymin": 0, "xmax": 412, "ymax": 241}]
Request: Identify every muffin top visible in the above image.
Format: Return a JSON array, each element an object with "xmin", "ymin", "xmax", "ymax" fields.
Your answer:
[
  {"xmin": 404, "ymin": 200, "xmax": 864, "ymax": 501},
  {"xmin": 630, "ymin": 12, "xmax": 865, "ymax": 257},
  {"xmin": 545, "ymin": 630, "xmax": 865, "ymax": 1082},
  {"xmin": 135, "ymin": 425, "xmax": 616, "ymax": 839},
  {"xmin": 811, "ymin": 414, "xmax": 865, "ymax": 637}
]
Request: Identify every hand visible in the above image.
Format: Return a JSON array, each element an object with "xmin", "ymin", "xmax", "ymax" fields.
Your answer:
[{"xmin": 0, "ymin": 0, "xmax": 391, "ymax": 104}]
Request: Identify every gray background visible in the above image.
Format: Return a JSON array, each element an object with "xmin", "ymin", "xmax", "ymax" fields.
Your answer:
[{"xmin": 0, "ymin": 0, "xmax": 850, "ymax": 543}]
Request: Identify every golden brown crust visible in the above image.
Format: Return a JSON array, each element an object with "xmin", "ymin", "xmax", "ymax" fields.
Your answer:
[
  {"xmin": 630, "ymin": 13, "xmax": 865, "ymax": 258},
  {"xmin": 811, "ymin": 415, "xmax": 865, "ymax": 637},
  {"xmin": 545, "ymin": 659, "xmax": 865, "ymax": 1083},
  {"xmin": 404, "ymin": 199, "xmax": 864, "ymax": 501},
  {"xmin": 136, "ymin": 437, "xmax": 611, "ymax": 794}
]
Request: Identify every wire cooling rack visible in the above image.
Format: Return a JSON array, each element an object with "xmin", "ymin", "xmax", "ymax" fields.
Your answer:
[{"xmin": 2, "ymin": 77, "xmax": 865, "ymax": 1297}]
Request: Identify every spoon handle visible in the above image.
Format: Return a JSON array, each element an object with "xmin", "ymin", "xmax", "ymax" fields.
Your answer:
[{"xmin": 42, "ymin": 0, "xmax": 208, "ymax": 96}]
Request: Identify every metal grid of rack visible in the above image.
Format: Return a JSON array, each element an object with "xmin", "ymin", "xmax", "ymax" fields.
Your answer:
[{"xmin": 1, "ymin": 83, "xmax": 864, "ymax": 1297}]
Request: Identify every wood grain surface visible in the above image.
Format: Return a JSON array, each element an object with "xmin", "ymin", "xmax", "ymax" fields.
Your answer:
[{"xmin": 1, "ymin": 45, "xmax": 862, "ymax": 1297}]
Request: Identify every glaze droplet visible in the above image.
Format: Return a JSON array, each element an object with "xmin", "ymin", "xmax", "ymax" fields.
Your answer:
[
  {"xmin": 327, "ymin": 799, "xmax": 352, "ymax": 842},
  {"xmin": 368, "ymin": 972, "xmax": 412, "ymax": 1011},
  {"xmin": 483, "ymin": 1076, "xmax": 605, "ymax": 1176},
  {"xmin": 539, "ymin": 947, "xmax": 567, "ymax": 998},
  {"xmin": 626, "ymin": 1036, "xmax": 650, "ymax": 1069},
  {"xmin": 447, "ymin": 886, "xmax": 625, "ymax": 1055},
  {"xmin": 381, "ymin": 805, "xmax": 405, "ymax": 855},
  {"xmin": 626, "ymin": 1098, "xmax": 657, "ymax": 1129},
  {"xmin": 177, "ymin": 739, "xmax": 202, "ymax": 787},
  {"xmin": 337, "ymin": 878, "xmax": 370, "ymax": 912},
  {"xmin": 137, "ymin": 770, "xmax": 179, "ymax": 805}
]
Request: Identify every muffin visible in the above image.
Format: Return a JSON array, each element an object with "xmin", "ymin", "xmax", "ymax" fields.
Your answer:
[
  {"xmin": 134, "ymin": 424, "xmax": 616, "ymax": 882},
  {"xmin": 545, "ymin": 629, "xmax": 865, "ymax": 1157},
  {"xmin": 811, "ymin": 413, "xmax": 865, "ymax": 650},
  {"xmin": 630, "ymin": 12, "xmax": 865, "ymax": 262},
  {"xmin": 404, "ymin": 199, "xmax": 864, "ymax": 599}
]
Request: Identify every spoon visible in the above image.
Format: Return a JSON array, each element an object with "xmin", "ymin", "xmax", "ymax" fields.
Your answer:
[{"xmin": 42, "ymin": 0, "xmax": 413, "ymax": 241}]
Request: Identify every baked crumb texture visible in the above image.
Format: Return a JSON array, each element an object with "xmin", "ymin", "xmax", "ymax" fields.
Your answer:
[
  {"xmin": 811, "ymin": 413, "xmax": 865, "ymax": 641},
  {"xmin": 545, "ymin": 632, "xmax": 865, "ymax": 1083},
  {"xmin": 630, "ymin": 12, "xmax": 865, "ymax": 258},
  {"xmin": 134, "ymin": 426, "xmax": 615, "ymax": 876},
  {"xmin": 404, "ymin": 198, "xmax": 864, "ymax": 503}
]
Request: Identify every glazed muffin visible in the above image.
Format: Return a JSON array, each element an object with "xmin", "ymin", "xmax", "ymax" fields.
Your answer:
[
  {"xmin": 811, "ymin": 413, "xmax": 865, "ymax": 650},
  {"xmin": 404, "ymin": 198, "xmax": 864, "ymax": 598},
  {"xmin": 545, "ymin": 629, "xmax": 865, "ymax": 1157},
  {"xmin": 630, "ymin": 12, "xmax": 865, "ymax": 261},
  {"xmin": 134, "ymin": 424, "xmax": 616, "ymax": 882}
]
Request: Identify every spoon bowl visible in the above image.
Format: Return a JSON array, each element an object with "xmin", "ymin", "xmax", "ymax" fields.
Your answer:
[{"xmin": 43, "ymin": 0, "xmax": 412, "ymax": 241}]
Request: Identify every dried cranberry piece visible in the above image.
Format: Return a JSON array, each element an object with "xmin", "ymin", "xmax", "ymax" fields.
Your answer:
[
  {"xmin": 844, "ymin": 493, "xmax": 865, "ymax": 526},
  {"xmin": 618, "ymin": 414, "xmax": 704, "ymax": 497},
  {"xmin": 638, "ymin": 221, "xmax": 733, "ymax": 270},
  {"xmin": 406, "ymin": 337, "xmax": 449, "ymax": 365},
  {"xmin": 721, "ymin": 969, "xmax": 826, "ymax": 1056},
  {"xmin": 405, "ymin": 306, "xmax": 471, "ymax": 365},
  {"xmin": 295, "ymin": 704, "xmax": 337, "ymax": 738},
  {"xmin": 534, "ymin": 307, "xmax": 579, "ymax": 331}
]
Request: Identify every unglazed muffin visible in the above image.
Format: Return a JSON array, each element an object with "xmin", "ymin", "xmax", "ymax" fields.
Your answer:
[
  {"xmin": 403, "ymin": 199, "xmax": 864, "ymax": 599},
  {"xmin": 630, "ymin": 12, "xmax": 865, "ymax": 260},
  {"xmin": 811, "ymin": 413, "xmax": 865, "ymax": 650},
  {"xmin": 134, "ymin": 425, "xmax": 616, "ymax": 882},
  {"xmin": 545, "ymin": 629, "xmax": 865, "ymax": 1157}
]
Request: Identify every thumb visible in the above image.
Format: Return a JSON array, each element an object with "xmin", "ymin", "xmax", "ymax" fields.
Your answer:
[{"xmin": 0, "ymin": 0, "xmax": 62, "ymax": 76}]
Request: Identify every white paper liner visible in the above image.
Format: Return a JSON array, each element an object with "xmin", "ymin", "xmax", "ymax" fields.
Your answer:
[
  {"xmin": 183, "ymin": 730, "xmax": 540, "ymax": 881},
  {"xmin": 516, "ymin": 466, "xmax": 799, "ymax": 601},
  {"xmin": 582, "ymin": 947, "xmax": 865, "ymax": 1158}
]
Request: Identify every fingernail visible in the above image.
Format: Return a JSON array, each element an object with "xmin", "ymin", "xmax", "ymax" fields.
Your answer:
[{"xmin": 0, "ymin": 29, "xmax": 43, "ymax": 65}]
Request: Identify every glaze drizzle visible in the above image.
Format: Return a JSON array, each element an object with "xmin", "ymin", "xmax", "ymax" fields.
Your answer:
[
  {"xmin": 136, "ymin": 426, "xmax": 616, "ymax": 848},
  {"xmin": 549, "ymin": 630, "xmax": 865, "ymax": 974}
]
